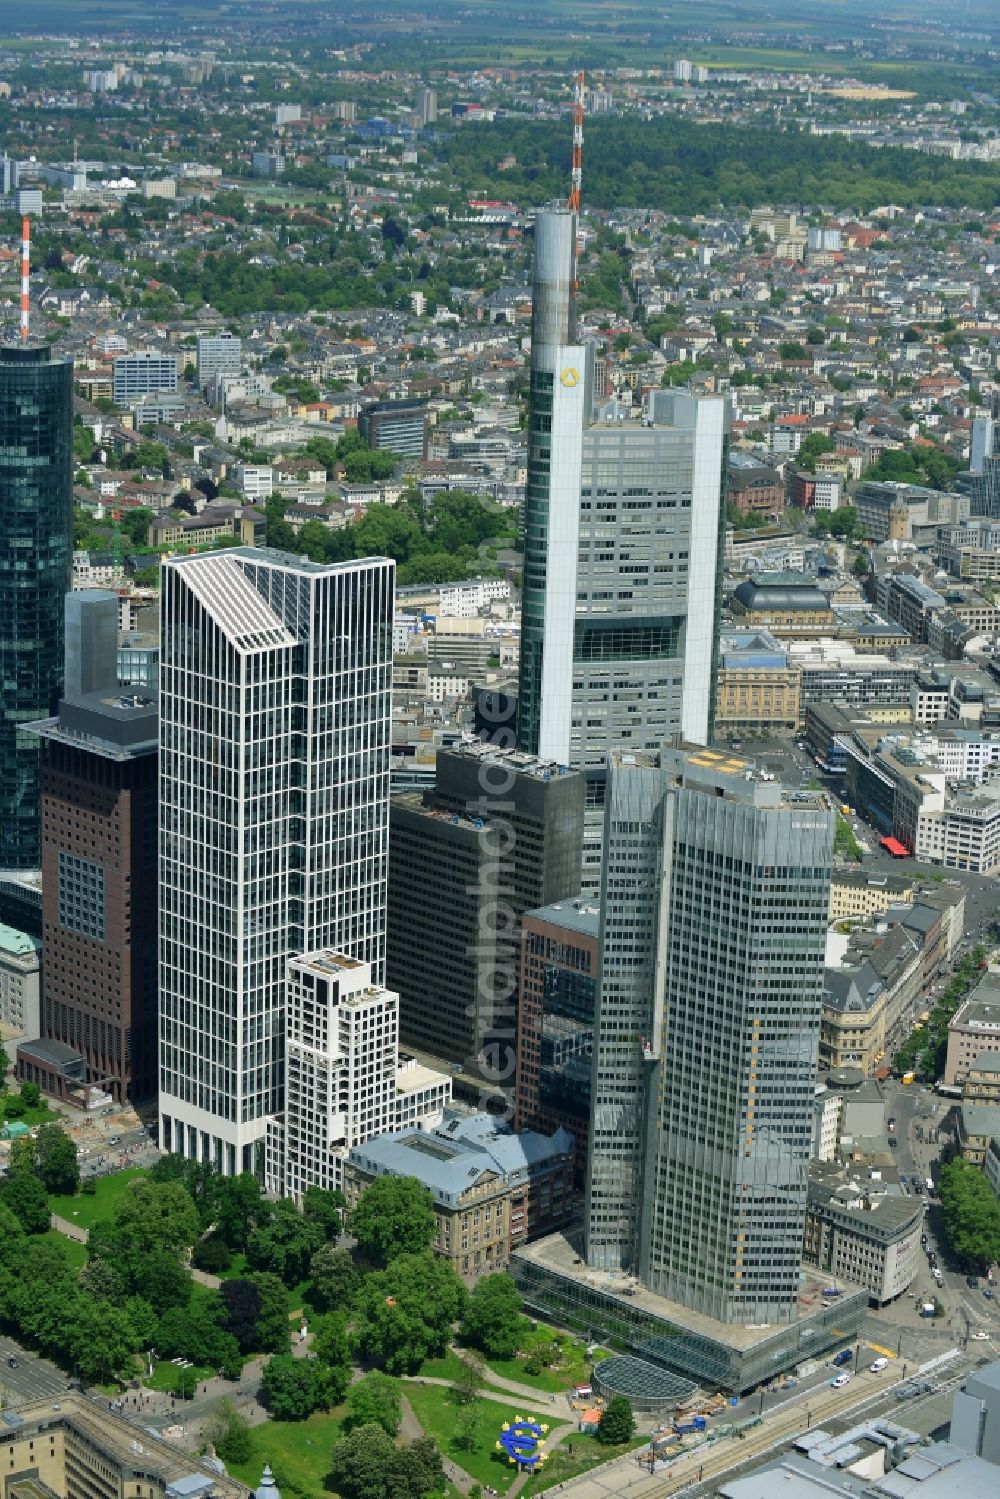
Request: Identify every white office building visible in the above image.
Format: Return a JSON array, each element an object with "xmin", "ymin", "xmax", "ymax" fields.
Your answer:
[
  {"xmin": 266, "ymin": 950, "xmax": 450, "ymax": 1198},
  {"xmin": 158, "ymin": 548, "xmax": 394, "ymax": 1174},
  {"xmin": 112, "ymin": 352, "xmax": 178, "ymax": 407},
  {"xmin": 196, "ymin": 332, "xmax": 242, "ymax": 388}
]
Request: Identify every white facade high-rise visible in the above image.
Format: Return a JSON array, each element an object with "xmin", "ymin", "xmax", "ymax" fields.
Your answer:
[{"xmin": 158, "ymin": 548, "xmax": 393, "ymax": 1175}]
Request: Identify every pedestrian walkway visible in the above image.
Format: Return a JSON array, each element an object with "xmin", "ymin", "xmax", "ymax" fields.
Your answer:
[
  {"xmin": 400, "ymin": 1390, "xmax": 478, "ymax": 1497},
  {"xmin": 449, "ymin": 1346, "xmax": 575, "ymax": 1417}
]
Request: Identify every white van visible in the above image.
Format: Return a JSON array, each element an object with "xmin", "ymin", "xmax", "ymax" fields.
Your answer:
[
  {"xmin": 870, "ymin": 1357, "xmax": 889, "ymax": 1373},
  {"xmin": 831, "ymin": 1373, "xmax": 852, "ymax": 1388}
]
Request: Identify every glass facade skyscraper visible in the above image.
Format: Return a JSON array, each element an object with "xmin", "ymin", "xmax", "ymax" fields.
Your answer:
[
  {"xmin": 516, "ymin": 211, "xmax": 729, "ymax": 891},
  {"xmin": 0, "ymin": 344, "xmax": 73, "ymax": 869},
  {"xmin": 158, "ymin": 548, "xmax": 393, "ymax": 1175},
  {"xmin": 586, "ymin": 747, "xmax": 833, "ymax": 1325}
]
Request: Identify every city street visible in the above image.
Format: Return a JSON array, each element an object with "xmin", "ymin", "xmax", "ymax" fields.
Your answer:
[{"xmin": 0, "ymin": 1335, "xmax": 71, "ymax": 1405}]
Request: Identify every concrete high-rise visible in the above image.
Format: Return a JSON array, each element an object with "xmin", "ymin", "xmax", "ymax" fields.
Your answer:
[
  {"xmin": 26, "ymin": 592, "xmax": 158, "ymax": 1104},
  {"xmin": 265, "ymin": 950, "xmax": 450, "ymax": 1199},
  {"xmin": 585, "ymin": 747, "xmax": 833, "ymax": 1325},
  {"xmin": 0, "ymin": 344, "xmax": 73, "ymax": 869},
  {"xmin": 516, "ymin": 208, "xmax": 729, "ymax": 891},
  {"xmin": 158, "ymin": 549, "xmax": 393, "ymax": 1175}
]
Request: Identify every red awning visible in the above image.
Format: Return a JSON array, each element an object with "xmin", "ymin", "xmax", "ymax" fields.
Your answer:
[{"xmin": 880, "ymin": 836, "xmax": 909, "ymax": 856}]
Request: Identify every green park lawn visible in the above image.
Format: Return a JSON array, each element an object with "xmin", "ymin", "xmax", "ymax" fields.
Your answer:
[
  {"xmin": 519, "ymin": 1430, "xmax": 648, "ymax": 1497},
  {"xmin": 49, "ymin": 1167, "xmax": 146, "ymax": 1231},
  {"xmin": 404, "ymin": 1381, "xmax": 546, "ymax": 1495},
  {"xmin": 223, "ymin": 1407, "xmax": 347, "ymax": 1497},
  {"xmin": 477, "ymin": 1329, "xmax": 609, "ymax": 1394},
  {"xmin": 42, "ymin": 1228, "xmax": 88, "ymax": 1270}
]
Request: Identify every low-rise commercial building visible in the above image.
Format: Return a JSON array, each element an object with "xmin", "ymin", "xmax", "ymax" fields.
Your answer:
[
  {"xmin": 345, "ymin": 1112, "xmax": 575, "ymax": 1281},
  {"xmin": 963, "ymin": 1051, "xmax": 1000, "ymax": 1107},
  {"xmin": 715, "ymin": 630, "xmax": 800, "ymax": 738},
  {"xmin": 0, "ymin": 1395, "xmax": 248, "ymax": 1499},
  {"xmin": 957, "ymin": 1102, "xmax": 1000, "ymax": 1165},
  {"xmin": 0, "ymin": 923, "xmax": 41, "ymax": 1038},
  {"xmin": 730, "ymin": 572, "xmax": 833, "ymax": 636},
  {"xmin": 804, "ymin": 1165, "xmax": 923, "ymax": 1305},
  {"xmin": 946, "ymin": 977, "xmax": 1000, "ymax": 1086}
]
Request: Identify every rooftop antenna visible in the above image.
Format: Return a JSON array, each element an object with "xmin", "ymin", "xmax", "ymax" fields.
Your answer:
[
  {"xmin": 20, "ymin": 215, "xmax": 30, "ymax": 339},
  {"xmin": 567, "ymin": 70, "xmax": 584, "ymax": 297}
]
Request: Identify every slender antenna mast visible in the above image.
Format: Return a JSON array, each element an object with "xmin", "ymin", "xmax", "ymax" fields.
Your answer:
[
  {"xmin": 20, "ymin": 215, "xmax": 30, "ymax": 339},
  {"xmin": 567, "ymin": 70, "xmax": 585, "ymax": 299},
  {"xmin": 568, "ymin": 69, "xmax": 584, "ymax": 214}
]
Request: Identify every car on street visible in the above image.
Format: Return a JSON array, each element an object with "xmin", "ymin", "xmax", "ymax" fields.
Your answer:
[
  {"xmin": 7, "ymin": 1357, "xmax": 17, "ymax": 1368},
  {"xmin": 888, "ymin": 1118, "xmax": 896, "ymax": 1132},
  {"xmin": 888, "ymin": 1137, "xmax": 897, "ymax": 1147},
  {"xmin": 831, "ymin": 1374, "xmax": 852, "ymax": 1388},
  {"xmin": 967, "ymin": 1276, "xmax": 979, "ymax": 1289},
  {"xmin": 985, "ymin": 1289, "xmax": 995, "ymax": 1300},
  {"xmin": 972, "ymin": 1331, "xmax": 990, "ymax": 1341},
  {"xmin": 832, "ymin": 1349, "xmax": 853, "ymax": 1367}
]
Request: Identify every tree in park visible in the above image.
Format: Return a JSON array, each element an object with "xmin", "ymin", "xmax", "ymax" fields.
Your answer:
[
  {"xmin": 0, "ymin": 1167, "xmax": 51, "ymax": 1234},
  {"xmin": 352, "ymin": 1252, "xmax": 467, "ymax": 1375},
  {"xmin": 350, "ymin": 1175, "xmax": 436, "ymax": 1268},
  {"xmin": 311, "ymin": 1314, "xmax": 352, "ymax": 1403},
  {"xmin": 246, "ymin": 1196, "xmax": 325, "ymax": 1287},
  {"xmin": 308, "ymin": 1242, "xmax": 361, "ymax": 1313},
  {"xmin": 597, "ymin": 1395, "xmax": 635, "ymax": 1445},
  {"xmin": 0, "ymin": 1200, "xmax": 25, "ymax": 1263},
  {"xmin": 345, "ymin": 1371, "xmax": 402, "ymax": 1435},
  {"xmin": 302, "ymin": 1183, "xmax": 344, "ymax": 1240},
  {"xmin": 192, "ymin": 1232, "xmax": 233, "ymax": 1274},
  {"xmin": 205, "ymin": 1400, "xmax": 253, "ymax": 1465},
  {"xmin": 328, "ymin": 1424, "xmax": 442, "ymax": 1499},
  {"xmin": 220, "ymin": 1278, "xmax": 261, "ymax": 1354},
  {"xmin": 113, "ymin": 1178, "xmax": 199, "ymax": 1261},
  {"xmin": 245, "ymin": 1272, "xmax": 291, "ymax": 1353},
  {"xmin": 0, "ymin": 1039, "xmax": 10, "ymax": 1089},
  {"xmin": 66, "ymin": 1300, "xmax": 137, "ymax": 1384},
  {"xmin": 259, "ymin": 1354, "xmax": 335, "ymax": 1421},
  {"xmin": 138, "ymin": 1248, "xmax": 194, "ymax": 1315},
  {"xmin": 459, "ymin": 1272, "xmax": 528, "ymax": 1359}
]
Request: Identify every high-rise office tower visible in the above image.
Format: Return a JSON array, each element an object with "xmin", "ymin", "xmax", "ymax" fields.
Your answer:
[
  {"xmin": 515, "ymin": 897, "xmax": 598, "ymax": 1176},
  {"xmin": 518, "ymin": 206, "xmax": 588, "ymax": 764},
  {"xmin": 387, "ymin": 742, "xmax": 584, "ymax": 1101},
  {"xmin": 516, "ymin": 208, "xmax": 729, "ymax": 891},
  {"xmin": 970, "ymin": 392, "xmax": 1000, "ymax": 519},
  {"xmin": 585, "ymin": 747, "xmax": 833, "ymax": 1326},
  {"xmin": 158, "ymin": 549, "xmax": 393, "ymax": 1175},
  {"xmin": 28, "ymin": 592, "xmax": 158, "ymax": 1104},
  {"xmin": 0, "ymin": 344, "xmax": 73, "ymax": 870}
]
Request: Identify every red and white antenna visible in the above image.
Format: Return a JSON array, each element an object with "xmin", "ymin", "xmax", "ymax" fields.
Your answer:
[
  {"xmin": 567, "ymin": 71, "xmax": 585, "ymax": 298},
  {"xmin": 20, "ymin": 215, "xmax": 30, "ymax": 339},
  {"xmin": 567, "ymin": 70, "xmax": 584, "ymax": 213}
]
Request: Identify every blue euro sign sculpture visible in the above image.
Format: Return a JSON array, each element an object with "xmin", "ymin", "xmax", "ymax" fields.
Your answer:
[{"xmin": 498, "ymin": 1419, "xmax": 545, "ymax": 1467}]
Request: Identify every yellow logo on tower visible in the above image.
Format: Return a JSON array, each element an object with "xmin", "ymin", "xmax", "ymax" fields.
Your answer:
[{"xmin": 560, "ymin": 366, "xmax": 580, "ymax": 387}]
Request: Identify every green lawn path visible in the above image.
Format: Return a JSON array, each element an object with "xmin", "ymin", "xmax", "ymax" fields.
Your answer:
[
  {"xmin": 49, "ymin": 1167, "xmax": 146, "ymax": 1230},
  {"xmin": 405, "ymin": 1381, "xmax": 550, "ymax": 1495}
]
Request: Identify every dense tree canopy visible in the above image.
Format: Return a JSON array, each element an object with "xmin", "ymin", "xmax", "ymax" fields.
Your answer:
[
  {"xmin": 459, "ymin": 1273, "xmax": 528, "ymax": 1360},
  {"xmin": 443, "ymin": 115, "xmax": 1000, "ymax": 213},
  {"xmin": 938, "ymin": 1159, "xmax": 1000, "ymax": 1270},
  {"xmin": 351, "ymin": 1176, "xmax": 437, "ymax": 1268},
  {"xmin": 352, "ymin": 1252, "xmax": 466, "ymax": 1374}
]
